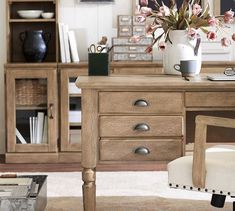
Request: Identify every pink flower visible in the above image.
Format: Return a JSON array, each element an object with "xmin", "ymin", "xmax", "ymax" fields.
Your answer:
[
  {"xmin": 208, "ymin": 17, "xmax": 218, "ymax": 26},
  {"xmin": 140, "ymin": 0, "xmax": 148, "ymax": 7},
  {"xmin": 224, "ymin": 10, "xmax": 234, "ymax": 24},
  {"xmin": 207, "ymin": 31, "xmax": 217, "ymax": 41},
  {"xmin": 129, "ymin": 35, "xmax": 141, "ymax": 43},
  {"xmin": 192, "ymin": 4, "xmax": 202, "ymax": 16},
  {"xmin": 221, "ymin": 37, "xmax": 231, "ymax": 47},
  {"xmin": 145, "ymin": 45, "xmax": 153, "ymax": 53},
  {"xmin": 140, "ymin": 6, "xmax": 152, "ymax": 17},
  {"xmin": 158, "ymin": 41, "xmax": 166, "ymax": 51},
  {"xmin": 159, "ymin": 5, "xmax": 170, "ymax": 16},
  {"xmin": 146, "ymin": 24, "xmax": 158, "ymax": 35},
  {"xmin": 187, "ymin": 28, "xmax": 197, "ymax": 40}
]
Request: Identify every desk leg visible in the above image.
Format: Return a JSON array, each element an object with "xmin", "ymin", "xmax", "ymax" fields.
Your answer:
[
  {"xmin": 81, "ymin": 89, "xmax": 98, "ymax": 211},
  {"xmin": 82, "ymin": 168, "xmax": 96, "ymax": 211}
]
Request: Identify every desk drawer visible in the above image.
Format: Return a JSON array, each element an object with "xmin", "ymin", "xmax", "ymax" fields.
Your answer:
[
  {"xmin": 99, "ymin": 116, "xmax": 183, "ymax": 137},
  {"xmin": 186, "ymin": 92, "xmax": 235, "ymax": 107},
  {"xmin": 100, "ymin": 139, "xmax": 182, "ymax": 161},
  {"xmin": 99, "ymin": 92, "xmax": 183, "ymax": 114}
]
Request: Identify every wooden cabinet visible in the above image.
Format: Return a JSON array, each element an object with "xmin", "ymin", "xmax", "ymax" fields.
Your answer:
[
  {"xmin": 5, "ymin": 64, "xmax": 58, "ymax": 163},
  {"xmin": 6, "ymin": 0, "xmax": 58, "ymax": 63},
  {"xmin": 59, "ymin": 64, "xmax": 88, "ymax": 163}
]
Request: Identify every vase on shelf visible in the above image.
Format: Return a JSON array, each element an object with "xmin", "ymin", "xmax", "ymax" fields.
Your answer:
[
  {"xmin": 19, "ymin": 30, "xmax": 51, "ymax": 62},
  {"xmin": 163, "ymin": 30, "xmax": 201, "ymax": 75}
]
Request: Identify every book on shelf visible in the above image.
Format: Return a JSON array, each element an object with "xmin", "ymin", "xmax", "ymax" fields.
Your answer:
[
  {"xmin": 29, "ymin": 113, "xmax": 47, "ymax": 144},
  {"xmin": 68, "ymin": 30, "xmax": 80, "ymax": 63},
  {"xmin": 29, "ymin": 117, "xmax": 33, "ymax": 143},
  {"xmin": 69, "ymin": 110, "xmax": 81, "ymax": 123},
  {"xmin": 36, "ymin": 112, "xmax": 44, "ymax": 144},
  {"xmin": 42, "ymin": 116, "xmax": 48, "ymax": 144},
  {"xmin": 58, "ymin": 22, "xmax": 66, "ymax": 63},
  {"xmin": 62, "ymin": 24, "xmax": 71, "ymax": 63},
  {"xmin": 16, "ymin": 128, "xmax": 27, "ymax": 144}
]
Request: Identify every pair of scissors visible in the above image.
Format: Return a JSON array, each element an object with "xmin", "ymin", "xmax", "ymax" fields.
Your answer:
[{"xmin": 88, "ymin": 44, "xmax": 109, "ymax": 53}]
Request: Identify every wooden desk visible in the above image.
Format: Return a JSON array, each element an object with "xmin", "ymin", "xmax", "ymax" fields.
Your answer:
[{"xmin": 76, "ymin": 75, "xmax": 235, "ymax": 211}]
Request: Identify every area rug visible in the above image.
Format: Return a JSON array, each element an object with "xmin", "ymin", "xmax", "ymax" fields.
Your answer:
[
  {"xmin": 46, "ymin": 196, "xmax": 232, "ymax": 211},
  {"xmin": 4, "ymin": 172, "xmax": 233, "ymax": 210}
]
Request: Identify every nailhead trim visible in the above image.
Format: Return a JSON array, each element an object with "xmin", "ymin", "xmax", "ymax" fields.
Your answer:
[{"xmin": 168, "ymin": 183, "xmax": 234, "ymax": 196}]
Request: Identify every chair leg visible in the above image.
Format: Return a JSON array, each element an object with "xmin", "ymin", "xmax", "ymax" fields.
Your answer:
[
  {"xmin": 233, "ymin": 201, "xmax": 235, "ymax": 211},
  {"xmin": 211, "ymin": 194, "xmax": 226, "ymax": 208}
]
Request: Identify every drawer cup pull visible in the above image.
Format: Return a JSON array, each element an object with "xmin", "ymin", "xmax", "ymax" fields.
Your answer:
[
  {"xmin": 133, "ymin": 99, "xmax": 148, "ymax": 107},
  {"xmin": 134, "ymin": 123, "xmax": 150, "ymax": 131},
  {"xmin": 134, "ymin": 147, "xmax": 150, "ymax": 155}
]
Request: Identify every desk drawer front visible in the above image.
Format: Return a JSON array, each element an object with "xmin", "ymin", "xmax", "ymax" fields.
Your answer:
[
  {"xmin": 99, "ymin": 92, "xmax": 183, "ymax": 114},
  {"xmin": 186, "ymin": 92, "xmax": 235, "ymax": 107},
  {"xmin": 99, "ymin": 116, "xmax": 183, "ymax": 137},
  {"xmin": 100, "ymin": 139, "xmax": 182, "ymax": 161}
]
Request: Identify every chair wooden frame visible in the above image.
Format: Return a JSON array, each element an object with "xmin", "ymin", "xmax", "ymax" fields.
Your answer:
[{"xmin": 192, "ymin": 115, "xmax": 235, "ymax": 188}]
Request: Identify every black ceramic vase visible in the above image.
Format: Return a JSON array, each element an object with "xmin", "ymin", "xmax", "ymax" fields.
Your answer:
[{"xmin": 20, "ymin": 30, "xmax": 51, "ymax": 62}]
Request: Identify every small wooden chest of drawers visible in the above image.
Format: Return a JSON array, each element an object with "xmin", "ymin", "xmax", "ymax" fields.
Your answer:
[
  {"xmin": 112, "ymin": 37, "xmax": 153, "ymax": 61},
  {"xmin": 98, "ymin": 91, "xmax": 184, "ymax": 162}
]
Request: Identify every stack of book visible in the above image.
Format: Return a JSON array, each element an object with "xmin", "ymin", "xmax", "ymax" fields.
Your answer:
[
  {"xmin": 58, "ymin": 23, "xmax": 80, "ymax": 63},
  {"xmin": 16, "ymin": 112, "xmax": 48, "ymax": 144}
]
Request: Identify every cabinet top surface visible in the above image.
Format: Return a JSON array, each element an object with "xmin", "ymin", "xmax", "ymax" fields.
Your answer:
[{"xmin": 76, "ymin": 75, "xmax": 235, "ymax": 91}]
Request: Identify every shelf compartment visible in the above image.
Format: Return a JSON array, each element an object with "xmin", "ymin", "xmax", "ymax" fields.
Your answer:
[
  {"xmin": 10, "ymin": 22, "xmax": 56, "ymax": 62},
  {"xmin": 16, "ymin": 110, "xmax": 48, "ymax": 144},
  {"xmin": 9, "ymin": 1, "xmax": 56, "ymax": 19}
]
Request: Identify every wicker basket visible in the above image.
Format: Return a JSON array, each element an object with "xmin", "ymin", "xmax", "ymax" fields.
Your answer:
[{"xmin": 16, "ymin": 79, "xmax": 47, "ymax": 106}]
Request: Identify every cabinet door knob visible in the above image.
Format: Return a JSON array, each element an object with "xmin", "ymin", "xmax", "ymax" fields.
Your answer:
[
  {"xmin": 49, "ymin": 103, "xmax": 54, "ymax": 119},
  {"xmin": 133, "ymin": 123, "xmax": 150, "ymax": 131},
  {"xmin": 133, "ymin": 99, "xmax": 148, "ymax": 107},
  {"xmin": 134, "ymin": 147, "xmax": 150, "ymax": 155}
]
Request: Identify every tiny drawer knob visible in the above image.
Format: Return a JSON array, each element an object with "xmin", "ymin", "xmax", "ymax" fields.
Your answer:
[
  {"xmin": 134, "ymin": 147, "xmax": 150, "ymax": 155},
  {"xmin": 133, "ymin": 99, "xmax": 148, "ymax": 107},
  {"xmin": 133, "ymin": 123, "xmax": 150, "ymax": 131}
]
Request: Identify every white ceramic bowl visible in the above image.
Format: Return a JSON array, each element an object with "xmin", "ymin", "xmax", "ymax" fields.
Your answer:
[
  {"xmin": 41, "ymin": 12, "xmax": 54, "ymax": 19},
  {"xmin": 17, "ymin": 10, "xmax": 43, "ymax": 19}
]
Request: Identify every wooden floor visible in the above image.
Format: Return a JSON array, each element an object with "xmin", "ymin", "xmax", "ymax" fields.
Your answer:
[{"xmin": 0, "ymin": 155, "xmax": 167, "ymax": 172}]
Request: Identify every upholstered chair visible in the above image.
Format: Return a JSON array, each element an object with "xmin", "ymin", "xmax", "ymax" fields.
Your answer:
[{"xmin": 168, "ymin": 115, "xmax": 235, "ymax": 209}]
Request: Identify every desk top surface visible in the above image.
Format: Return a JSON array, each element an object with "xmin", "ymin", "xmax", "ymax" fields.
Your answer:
[{"xmin": 76, "ymin": 74, "xmax": 235, "ymax": 91}]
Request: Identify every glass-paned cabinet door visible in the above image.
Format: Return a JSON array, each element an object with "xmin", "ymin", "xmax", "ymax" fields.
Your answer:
[
  {"xmin": 16, "ymin": 78, "xmax": 48, "ymax": 144},
  {"xmin": 6, "ymin": 67, "xmax": 58, "ymax": 153},
  {"xmin": 60, "ymin": 68, "xmax": 87, "ymax": 152}
]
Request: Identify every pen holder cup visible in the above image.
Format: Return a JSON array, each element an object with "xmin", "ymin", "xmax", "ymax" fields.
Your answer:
[{"xmin": 88, "ymin": 53, "xmax": 109, "ymax": 76}]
